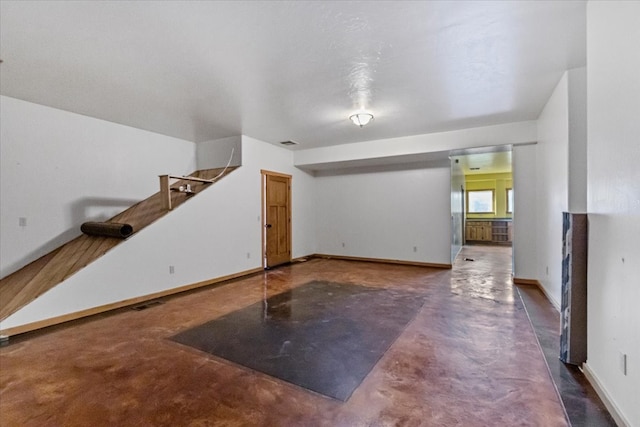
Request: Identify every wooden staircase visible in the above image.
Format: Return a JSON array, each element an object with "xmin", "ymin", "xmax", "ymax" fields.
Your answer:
[{"xmin": 0, "ymin": 167, "xmax": 237, "ymax": 322}]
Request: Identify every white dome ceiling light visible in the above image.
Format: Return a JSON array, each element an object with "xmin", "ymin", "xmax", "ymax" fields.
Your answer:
[{"xmin": 349, "ymin": 113, "xmax": 374, "ymax": 127}]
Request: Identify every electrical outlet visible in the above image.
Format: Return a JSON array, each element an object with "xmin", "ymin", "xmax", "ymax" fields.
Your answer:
[
  {"xmin": 169, "ymin": 265, "xmax": 175, "ymax": 274},
  {"xmin": 620, "ymin": 352, "xmax": 627, "ymax": 375},
  {"xmin": 413, "ymin": 246, "xmax": 417, "ymax": 252},
  {"xmin": 546, "ymin": 266, "xmax": 549, "ymax": 276},
  {"xmin": 247, "ymin": 252, "xmax": 251, "ymax": 259},
  {"xmin": 18, "ymin": 217, "xmax": 27, "ymax": 227},
  {"xmin": 342, "ymin": 242, "xmax": 345, "ymax": 248}
]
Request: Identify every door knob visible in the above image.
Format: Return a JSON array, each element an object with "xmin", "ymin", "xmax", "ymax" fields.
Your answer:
[{"xmin": 265, "ymin": 224, "xmax": 272, "ymax": 228}]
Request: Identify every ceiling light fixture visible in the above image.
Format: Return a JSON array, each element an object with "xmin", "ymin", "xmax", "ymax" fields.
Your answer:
[{"xmin": 349, "ymin": 113, "xmax": 374, "ymax": 127}]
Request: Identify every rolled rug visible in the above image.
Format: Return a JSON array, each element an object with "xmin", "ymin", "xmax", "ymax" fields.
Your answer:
[{"xmin": 80, "ymin": 222, "xmax": 134, "ymax": 238}]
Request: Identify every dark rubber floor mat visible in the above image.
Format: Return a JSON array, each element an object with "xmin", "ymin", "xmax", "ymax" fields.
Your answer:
[{"xmin": 171, "ymin": 280, "xmax": 426, "ymax": 401}]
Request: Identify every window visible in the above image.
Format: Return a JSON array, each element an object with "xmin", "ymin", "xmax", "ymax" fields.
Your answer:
[
  {"xmin": 506, "ymin": 188, "xmax": 514, "ymax": 213},
  {"xmin": 467, "ymin": 190, "xmax": 495, "ymax": 214}
]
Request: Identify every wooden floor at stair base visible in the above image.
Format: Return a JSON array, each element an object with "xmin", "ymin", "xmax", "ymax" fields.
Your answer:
[{"xmin": 0, "ymin": 167, "xmax": 237, "ymax": 321}]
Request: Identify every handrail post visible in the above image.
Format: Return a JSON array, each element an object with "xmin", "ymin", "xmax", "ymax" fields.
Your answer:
[{"xmin": 159, "ymin": 175, "xmax": 172, "ymax": 210}]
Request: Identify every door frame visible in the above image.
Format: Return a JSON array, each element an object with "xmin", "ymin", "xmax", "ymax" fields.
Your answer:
[
  {"xmin": 261, "ymin": 169, "xmax": 292, "ymax": 269},
  {"xmin": 461, "ymin": 185, "xmax": 466, "ymax": 246}
]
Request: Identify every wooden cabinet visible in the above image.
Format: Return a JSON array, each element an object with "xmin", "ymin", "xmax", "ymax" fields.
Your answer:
[
  {"xmin": 483, "ymin": 225, "xmax": 493, "ymax": 241},
  {"xmin": 465, "ymin": 220, "xmax": 512, "ymax": 244},
  {"xmin": 465, "ymin": 221, "xmax": 492, "ymax": 242}
]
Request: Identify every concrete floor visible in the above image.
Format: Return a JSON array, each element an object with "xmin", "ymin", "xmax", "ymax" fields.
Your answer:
[{"xmin": 1, "ymin": 246, "xmax": 570, "ymax": 426}]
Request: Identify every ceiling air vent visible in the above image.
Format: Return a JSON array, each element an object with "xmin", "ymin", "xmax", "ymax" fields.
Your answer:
[{"xmin": 279, "ymin": 140, "xmax": 298, "ymax": 146}]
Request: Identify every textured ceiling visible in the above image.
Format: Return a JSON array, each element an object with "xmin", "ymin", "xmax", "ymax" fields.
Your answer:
[
  {"xmin": 457, "ymin": 151, "xmax": 512, "ymax": 175},
  {"xmin": 0, "ymin": 1, "xmax": 586, "ymax": 149}
]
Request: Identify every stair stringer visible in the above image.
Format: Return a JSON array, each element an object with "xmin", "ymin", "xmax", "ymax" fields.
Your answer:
[
  {"xmin": 0, "ymin": 165, "xmax": 265, "ymax": 334},
  {"xmin": 0, "ymin": 167, "xmax": 238, "ymax": 326}
]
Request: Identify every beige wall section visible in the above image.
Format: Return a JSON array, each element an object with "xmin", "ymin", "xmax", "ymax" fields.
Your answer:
[{"xmin": 465, "ymin": 172, "xmax": 513, "ymax": 219}]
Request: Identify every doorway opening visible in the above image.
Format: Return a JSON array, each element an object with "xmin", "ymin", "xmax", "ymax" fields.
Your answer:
[{"xmin": 450, "ymin": 147, "xmax": 513, "ymax": 264}]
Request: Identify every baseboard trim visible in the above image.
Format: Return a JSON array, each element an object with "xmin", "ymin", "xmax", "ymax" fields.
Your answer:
[
  {"xmin": 312, "ymin": 254, "xmax": 451, "ymax": 269},
  {"xmin": 1, "ymin": 255, "xmax": 450, "ymax": 337},
  {"xmin": 512, "ymin": 277, "xmax": 540, "ymax": 286},
  {"xmin": 582, "ymin": 363, "xmax": 630, "ymax": 427},
  {"xmin": 513, "ymin": 277, "xmax": 561, "ymax": 312},
  {"xmin": 0, "ymin": 266, "xmax": 264, "ymax": 337}
]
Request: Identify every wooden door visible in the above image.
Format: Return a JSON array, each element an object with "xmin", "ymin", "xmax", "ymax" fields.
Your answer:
[{"xmin": 262, "ymin": 170, "xmax": 291, "ymax": 268}]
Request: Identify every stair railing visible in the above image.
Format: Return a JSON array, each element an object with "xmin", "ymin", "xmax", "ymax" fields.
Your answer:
[
  {"xmin": 158, "ymin": 175, "xmax": 214, "ymax": 210},
  {"xmin": 159, "ymin": 147, "xmax": 236, "ymax": 210}
]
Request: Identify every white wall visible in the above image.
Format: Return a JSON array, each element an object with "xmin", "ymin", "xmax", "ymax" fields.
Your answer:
[
  {"xmin": 0, "ymin": 135, "xmax": 317, "ymax": 330},
  {"xmin": 300, "ymin": 121, "xmax": 539, "ymax": 268},
  {"xmin": 314, "ymin": 161, "xmax": 451, "ymax": 265},
  {"xmin": 241, "ymin": 136, "xmax": 317, "ymax": 260},
  {"xmin": 585, "ymin": 2, "xmax": 640, "ymax": 425},
  {"xmin": 1, "ymin": 115, "xmax": 526, "ymax": 330},
  {"xmin": 532, "ymin": 68, "xmax": 587, "ymax": 308},
  {"xmin": 533, "ymin": 68, "xmax": 587, "ymax": 308},
  {"xmin": 567, "ymin": 67, "xmax": 588, "ymax": 213},
  {"xmin": 535, "ymin": 74, "xmax": 570, "ymax": 308},
  {"xmin": 295, "ymin": 121, "xmax": 537, "ymax": 169},
  {"xmin": 512, "ymin": 144, "xmax": 537, "ymax": 282},
  {"xmin": 0, "ymin": 96, "xmax": 196, "ymax": 278},
  {"xmin": 196, "ymin": 135, "xmax": 242, "ymax": 170}
]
